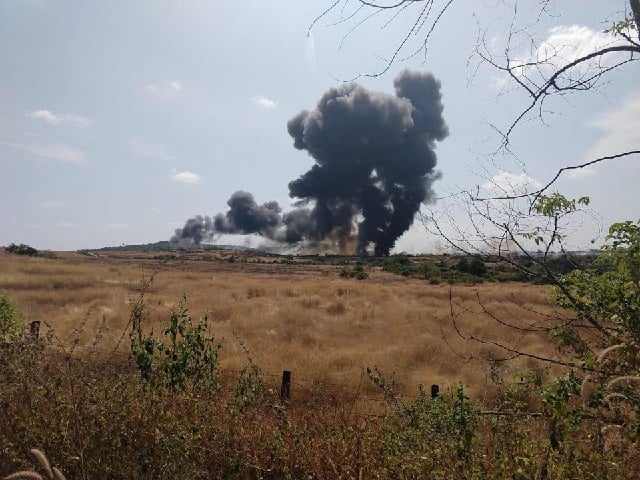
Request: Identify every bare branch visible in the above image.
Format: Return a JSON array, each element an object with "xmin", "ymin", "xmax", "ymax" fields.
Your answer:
[
  {"xmin": 311, "ymin": 0, "xmax": 455, "ymax": 79},
  {"xmin": 503, "ymin": 44, "xmax": 640, "ymax": 141},
  {"xmin": 473, "ymin": 150, "xmax": 640, "ymax": 203}
]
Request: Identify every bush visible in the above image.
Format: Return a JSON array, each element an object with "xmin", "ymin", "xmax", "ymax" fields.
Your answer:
[
  {"xmin": 468, "ymin": 256, "xmax": 487, "ymax": 277},
  {"xmin": 367, "ymin": 367, "xmax": 478, "ymax": 474},
  {"xmin": 6, "ymin": 243, "xmax": 39, "ymax": 257},
  {"xmin": 551, "ymin": 220, "xmax": 640, "ymax": 430},
  {"xmin": 456, "ymin": 256, "xmax": 487, "ymax": 277},
  {"xmin": 0, "ymin": 292, "xmax": 24, "ymax": 342},
  {"xmin": 130, "ymin": 294, "xmax": 222, "ymax": 391},
  {"xmin": 339, "ymin": 261, "xmax": 369, "ymax": 280}
]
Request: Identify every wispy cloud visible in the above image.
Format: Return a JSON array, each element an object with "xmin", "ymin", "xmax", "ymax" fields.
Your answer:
[
  {"xmin": 3, "ymin": 141, "xmax": 88, "ymax": 165},
  {"xmin": 576, "ymin": 92, "xmax": 640, "ymax": 178},
  {"xmin": 170, "ymin": 170, "xmax": 202, "ymax": 184},
  {"xmin": 251, "ymin": 95, "xmax": 276, "ymax": 109},
  {"xmin": 586, "ymin": 93, "xmax": 640, "ymax": 159},
  {"xmin": 130, "ymin": 139, "xmax": 175, "ymax": 161},
  {"xmin": 514, "ymin": 25, "xmax": 625, "ymax": 78},
  {"xmin": 107, "ymin": 223, "xmax": 130, "ymax": 230},
  {"xmin": 565, "ymin": 167, "xmax": 596, "ymax": 180},
  {"xmin": 489, "ymin": 75, "xmax": 509, "ymax": 90},
  {"xmin": 148, "ymin": 81, "xmax": 182, "ymax": 95},
  {"xmin": 39, "ymin": 200, "xmax": 64, "ymax": 209},
  {"xmin": 28, "ymin": 110, "xmax": 93, "ymax": 128},
  {"xmin": 482, "ymin": 171, "xmax": 541, "ymax": 196}
]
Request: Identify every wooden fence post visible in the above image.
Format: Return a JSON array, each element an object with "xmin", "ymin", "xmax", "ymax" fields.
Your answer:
[
  {"xmin": 431, "ymin": 384, "xmax": 439, "ymax": 398},
  {"xmin": 29, "ymin": 320, "xmax": 41, "ymax": 341},
  {"xmin": 280, "ymin": 370, "xmax": 291, "ymax": 401}
]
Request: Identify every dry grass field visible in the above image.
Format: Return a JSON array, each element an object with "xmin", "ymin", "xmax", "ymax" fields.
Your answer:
[
  {"xmin": 0, "ymin": 247, "xmax": 565, "ymax": 399},
  {"xmin": 3, "ymin": 247, "xmax": 637, "ymax": 479}
]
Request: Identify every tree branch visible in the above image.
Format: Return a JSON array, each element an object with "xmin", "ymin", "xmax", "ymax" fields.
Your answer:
[{"xmin": 473, "ymin": 150, "xmax": 640, "ymax": 203}]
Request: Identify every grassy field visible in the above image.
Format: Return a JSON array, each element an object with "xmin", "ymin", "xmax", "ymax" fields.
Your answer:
[
  {"xmin": 0, "ymin": 248, "xmax": 563, "ymax": 398},
  {"xmin": 2, "ymin": 248, "xmax": 634, "ymax": 479}
]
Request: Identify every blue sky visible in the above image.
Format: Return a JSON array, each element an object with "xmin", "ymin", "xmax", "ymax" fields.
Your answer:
[{"xmin": 1, "ymin": 0, "xmax": 638, "ymax": 252}]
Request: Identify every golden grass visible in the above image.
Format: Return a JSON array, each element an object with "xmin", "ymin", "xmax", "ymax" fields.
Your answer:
[{"xmin": 0, "ymin": 250, "xmax": 567, "ymax": 397}]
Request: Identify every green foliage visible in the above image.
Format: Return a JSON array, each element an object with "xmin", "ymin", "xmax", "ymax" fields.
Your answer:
[
  {"xmin": 352, "ymin": 250, "xmax": 591, "ymax": 284},
  {"xmin": 130, "ymin": 295, "xmax": 222, "ymax": 391},
  {"xmin": 542, "ymin": 371, "xmax": 583, "ymax": 451},
  {"xmin": 554, "ymin": 220, "xmax": 640, "ymax": 340},
  {"xmin": 339, "ymin": 261, "xmax": 369, "ymax": 280},
  {"xmin": 456, "ymin": 257, "xmax": 469, "ymax": 273},
  {"xmin": 4, "ymin": 243, "xmax": 640, "ymax": 477},
  {"xmin": 550, "ymin": 219, "xmax": 640, "ymax": 436},
  {"xmin": 604, "ymin": 220, "xmax": 640, "ymax": 282},
  {"xmin": 532, "ymin": 194, "xmax": 590, "ymax": 218},
  {"xmin": 605, "ymin": 13, "xmax": 638, "ymax": 36},
  {"xmin": 6, "ymin": 243, "xmax": 39, "ymax": 257},
  {"xmin": 230, "ymin": 333, "xmax": 265, "ymax": 412},
  {"xmin": 398, "ymin": 384, "xmax": 477, "ymax": 460},
  {"xmin": 368, "ymin": 367, "xmax": 478, "ymax": 465},
  {"xmin": 456, "ymin": 255, "xmax": 487, "ymax": 277},
  {"xmin": 2, "ymin": 343, "xmax": 639, "ymax": 478},
  {"xmin": 468, "ymin": 256, "xmax": 487, "ymax": 277},
  {"xmin": 381, "ymin": 254, "xmax": 445, "ymax": 281},
  {"xmin": 521, "ymin": 193, "xmax": 590, "ymax": 247},
  {"xmin": 233, "ymin": 361, "xmax": 265, "ymax": 412},
  {"xmin": 0, "ymin": 292, "xmax": 25, "ymax": 342},
  {"xmin": 381, "ymin": 254, "xmax": 413, "ymax": 276}
]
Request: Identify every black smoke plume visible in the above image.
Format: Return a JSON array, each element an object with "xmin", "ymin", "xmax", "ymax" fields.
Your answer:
[
  {"xmin": 170, "ymin": 192, "xmax": 282, "ymax": 248},
  {"xmin": 213, "ymin": 191, "xmax": 281, "ymax": 237},
  {"xmin": 171, "ymin": 70, "xmax": 448, "ymax": 255}
]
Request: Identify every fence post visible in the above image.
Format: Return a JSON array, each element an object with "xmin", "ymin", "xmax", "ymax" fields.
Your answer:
[
  {"xmin": 29, "ymin": 320, "xmax": 41, "ymax": 341},
  {"xmin": 431, "ymin": 384, "xmax": 439, "ymax": 398},
  {"xmin": 280, "ymin": 370, "xmax": 291, "ymax": 401}
]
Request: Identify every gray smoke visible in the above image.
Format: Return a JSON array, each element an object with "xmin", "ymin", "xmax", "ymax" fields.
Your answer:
[
  {"xmin": 171, "ymin": 70, "xmax": 448, "ymax": 255},
  {"xmin": 213, "ymin": 191, "xmax": 281, "ymax": 237},
  {"xmin": 171, "ymin": 192, "xmax": 282, "ymax": 248},
  {"xmin": 286, "ymin": 69, "xmax": 448, "ymax": 255},
  {"xmin": 170, "ymin": 215, "xmax": 215, "ymax": 248}
]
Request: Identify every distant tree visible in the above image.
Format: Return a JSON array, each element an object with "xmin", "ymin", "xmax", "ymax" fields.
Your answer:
[
  {"xmin": 6, "ymin": 243, "xmax": 39, "ymax": 257},
  {"xmin": 468, "ymin": 256, "xmax": 487, "ymax": 277},
  {"xmin": 340, "ymin": 261, "xmax": 369, "ymax": 279},
  {"xmin": 455, "ymin": 257, "xmax": 469, "ymax": 274}
]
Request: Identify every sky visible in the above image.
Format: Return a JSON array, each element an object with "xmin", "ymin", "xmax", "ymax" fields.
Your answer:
[{"xmin": 1, "ymin": 0, "xmax": 638, "ymax": 252}]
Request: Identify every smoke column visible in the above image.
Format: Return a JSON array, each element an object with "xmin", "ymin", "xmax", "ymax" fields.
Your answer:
[
  {"xmin": 171, "ymin": 70, "xmax": 448, "ymax": 255},
  {"xmin": 286, "ymin": 69, "xmax": 448, "ymax": 255}
]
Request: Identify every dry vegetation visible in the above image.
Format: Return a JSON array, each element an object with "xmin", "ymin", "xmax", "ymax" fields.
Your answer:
[
  {"xmin": 0, "ymin": 248, "xmax": 561, "ymax": 398},
  {"xmin": 2, "ymin": 248, "xmax": 636, "ymax": 479}
]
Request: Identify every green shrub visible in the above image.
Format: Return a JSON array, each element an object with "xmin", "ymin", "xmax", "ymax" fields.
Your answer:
[
  {"xmin": 339, "ymin": 261, "xmax": 369, "ymax": 280},
  {"xmin": 6, "ymin": 243, "xmax": 39, "ymax": 257},
  {"xmin": 0, "ymin": 292, "xmax": 24, "ymax": 342},
  {"xmin": 130, "ymin": 295, "xmax": 222, "ymax": 391},
  {"xmin": 233, "ymin": 361, "xmax": 265, "ymax": 412},
  {"xmin": 368, "ymin": 367, "xmax": 479, "ymax": 476}
]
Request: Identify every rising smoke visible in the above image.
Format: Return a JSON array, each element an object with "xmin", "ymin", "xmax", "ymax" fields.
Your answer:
[{"xmin": 171, "ymin": 70, "xmax": 448, "ymax": 255}]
